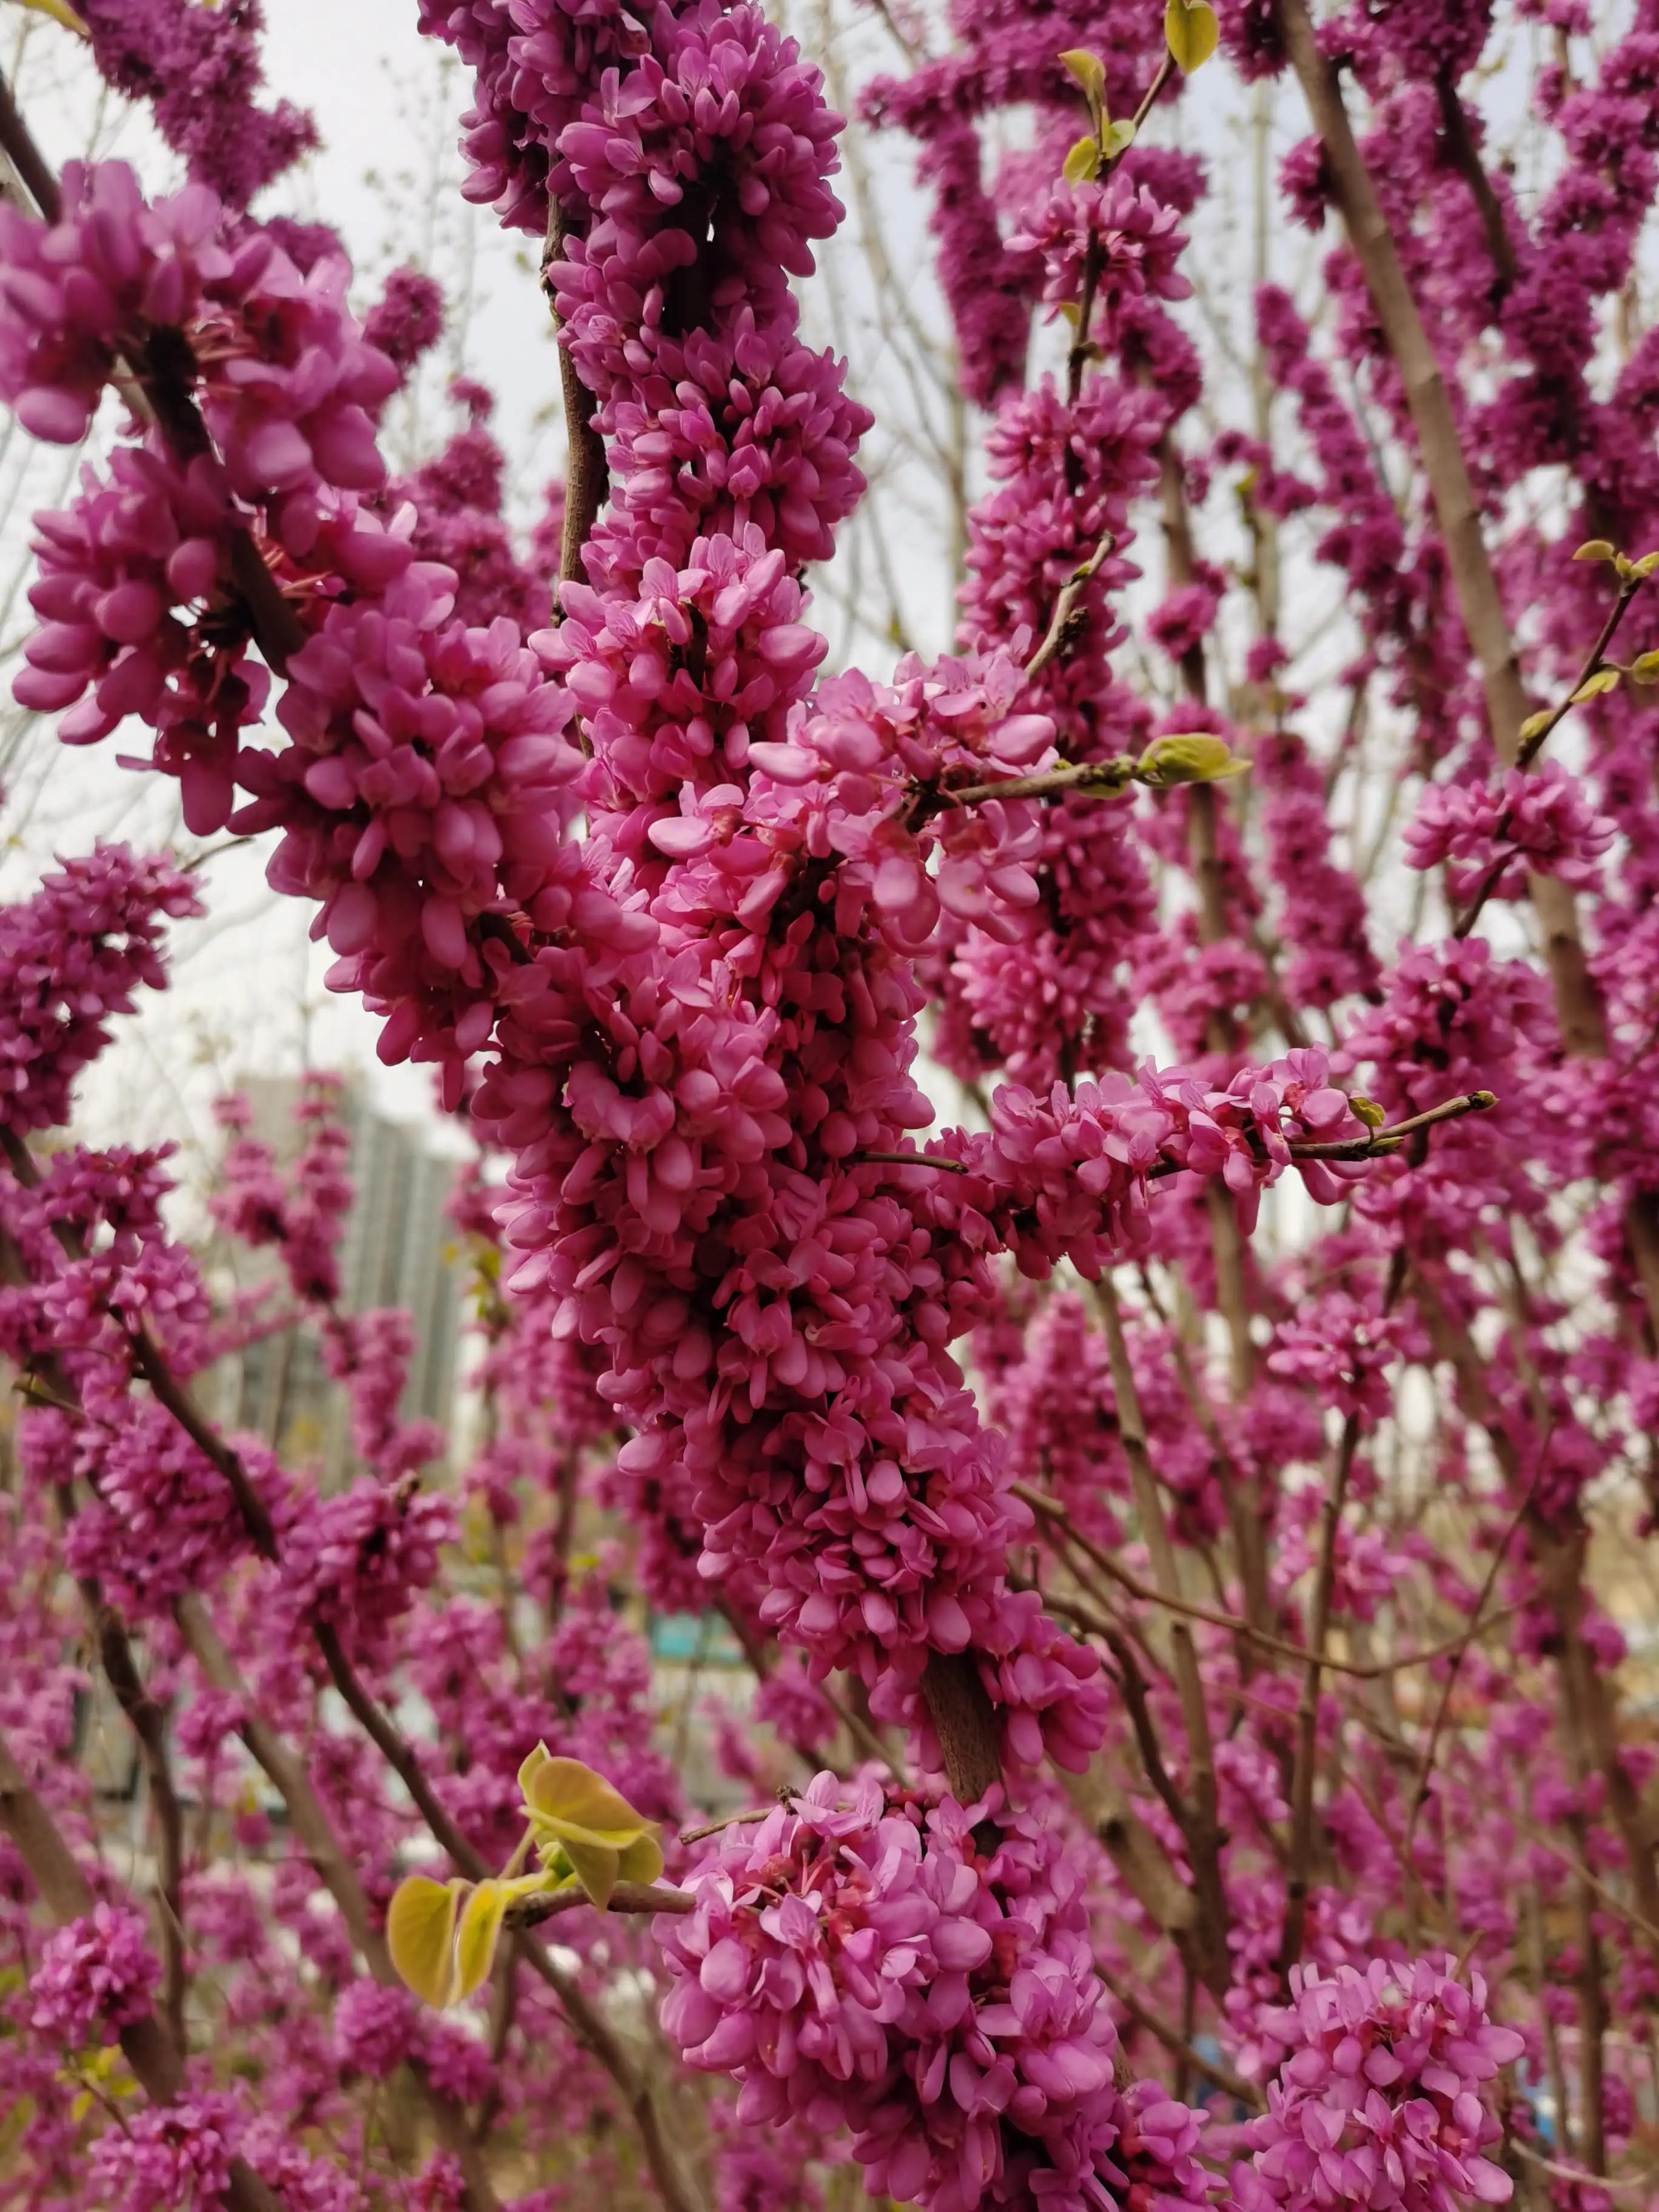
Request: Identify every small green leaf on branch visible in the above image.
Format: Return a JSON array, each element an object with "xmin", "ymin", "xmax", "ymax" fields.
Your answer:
[
  {"xmin": 1518, "ymin": 709, "xmax": 1553, "ymax": 742},
  {"xmin": 1570, "ymin": 668, "xmax": 1620, "ymax": 703},
  {"xmin": 1165, "ymin": 0, "xmax": 1219, "ymax": 72},
  {"xmin": 1137, "ymin": 732, "xmax": 1248, "ymax": 787},
  {"xmin": 1572, "ymin": 539, "xmax": 1617, "ymax": 563},
  {"xmin": 1063, "ymin": 135, "xmax": 1102, "ymax": 184},
  {"xmin": 1059, "ymin": 47, "xmax": 1107, "ymax": 104},
  {"xmin": 1630, "ymin": 651, "xmax": 1659, "ymax": 685}
]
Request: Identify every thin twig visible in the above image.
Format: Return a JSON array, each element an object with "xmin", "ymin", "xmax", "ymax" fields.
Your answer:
[
  {"xmin": 1403, "ymin": 1481, "xmax": 1535, "ymax": 1857},
  {"xmin": 1095, "ymin": 1962, "xmax": 1264, "ymax": 2112},
  {"xmin": 1017, "ymin": 1490, "xmax": 1518, "ymax": 1682}
]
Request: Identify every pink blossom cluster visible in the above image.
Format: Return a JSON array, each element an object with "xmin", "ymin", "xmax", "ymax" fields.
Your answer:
[
  {"xmin": 28, "ymin": 1905, "xmax": 159, "ymax": 2048},
  {"xmin": 658, "ymin": 1772, "xmax": 1213, "ymax": 2212},
  {"xmin": 1234, "ymin": 1959, "xmax": 1524, "ymax": 2212},
  {"xmin": 0, "ymin": 846, "xmax": 199, "ymax": 1136},
  {"xmin": 934, "ymin": 1048, "xmax": 1376, "ymax": 1265},
  {"xmin": 1009, "ymin": 172, "xmax": 1194, "ymax": 331},
  {"xmin": 79, "ymin": 0, "xmax": 315, "ymax": 209},
  {"xmin": 1403, "ymin": 761, "xmax": 1617, "ymax": 900}
]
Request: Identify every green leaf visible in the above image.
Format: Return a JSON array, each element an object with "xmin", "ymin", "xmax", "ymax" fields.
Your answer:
[
  {"xmin": 1062, "ymin": 133, "xmax": 1101, "ymax": 184},
  {"xmin": 387, "ymin": 1875, "xmax": 464, "ymax": 2006},
  {"xmin": 1630, "ymin": 651, "xmax": 1659, "ymax": 684},
  {"xmin": 1059, "ymin": 47, "xmax": 1107, "ymax": 102},
  {"xmin": 1570, "ymin": 667, "xmax": 1620, "ymax": 703},
  {"xmin": 452, "ymin": 1880, "xmax": 514, "ymax": 2002},
  {"xmin": 520, "ymin": 1749, "xmax": 651, "ymax": 1843},
  {"xmin": 7, "ymin": 0, "xmax": 90, "ymax": 34},
  {"xmin": 1137, "ymin": 732, "xmax": 1248, "ymax": 787},
  {"xmin": 1350, "ymin": 1097, "xmax": 1387, "ymax": 1131},
  {"xmin": 70, "ymin": 2092, "xmax": 93, "ymax": 2125},
  {"xmin": 619, "ymin": 1829, "xmax": 666, "ymax": 1886},
  {"xmin": 1634, "ymin": 551, "xmax": 1659, "ymax": 579},
  {"xmin": 1572, "ymin": 538, "xmax": 1617, "ymax": 563},
  {"xmin": 1102, "ymin": 118, "xmax": 1138, "ymax": 160},
  {"xmin": 559, "ymin": 1837, "xmax": 623, "ymax": 1909},
  {"xmin": 1165, "ymin": 0, "xmax": 1219, "ymax": 72},
  {"xmin": 1518, "ymin": 708, "xmax": 1554, "ymax": 742}
]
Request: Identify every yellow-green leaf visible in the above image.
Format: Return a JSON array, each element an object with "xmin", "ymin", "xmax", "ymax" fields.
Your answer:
[
  {"xmin": 1634, "ymin": 551, "xmax": 1659, "ymax": 579},
  {"xmin": 520, "ymin": 1751, "xmax": 653, "ymax": 1849},
  {"xmin": 618, "ymin": 1829, "xmax": 666, "ymax": 1887},
  {"xmin": 1062, "ymin": 133, "xmax": 1101, "ymax": 184},
  {"xmin": 1570, "ymin": 667, "xmax": 1619, "ymax": 703},
  {"xmin": 387, "ymin": 1875, "xmax": 464, "ymax": 2006},
  {"xmin": 560, "ymin": 1837, "xmax": 623, "ymax": 1909},
  {"xmin": 1059, "ymin": 48, "xmax": 1107, "ymax": 102},
  {"xmin": 1102, "ymin": 118, "xmax": 1138, "ymax": 160},
  {"xmin": 1350, "ymin": 1097, "xmax": 1387, "ymax": 1131},
  {"xmin": 1165, "ymin": 0, "xmax": 1219, "ymax": 73},
  {"xmin": 1572, "ymin": 538, "xmax": 1617, "ymax": 563},
  {"xmin": 1138, "ymin": 732, "xmax": 1247, "ymax": 787},
  {"xmin": 1518, "ymin": 708, "xmax": 1553, "ymax": 742},
  {"xmin": 70, "ymin": 2091, "xmax": 93, "ymax": 2125},
  {"xmin": 8, "ymin": 0, "xmax": 90, "ymax": 35},
  {"xmin": 452, "ymin": 1880, "xmax": 514, "ymax": 2002},
  {"xmin": 1630, "ymin": 651, "xmax": 1659, "ymax": 684}
]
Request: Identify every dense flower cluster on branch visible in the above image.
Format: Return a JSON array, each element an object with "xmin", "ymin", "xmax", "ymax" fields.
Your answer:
[{"xmin": 4, "ymin": 0, "xmax": 1659, "ymax": 2208}]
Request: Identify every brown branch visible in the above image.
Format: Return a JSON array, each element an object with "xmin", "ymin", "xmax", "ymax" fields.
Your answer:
[
  {"xmin": 1270, "ymin": 0, "xmax": 1606, "ymax": 1064},
  {"xmin": 1093, "ymin": 1277, "xmax": 1228, "ymax": 1994},
  {"xmin": 541, "ymin": 201, "xmax": 608, "ymax": 589},
  {"xmin": 1065, "ymin": 55, "xmax": 1176, "ymax": 410},
  {"xmin": 510, "ymin": 1882, "xmax": 696, "ymax": 1929},
  {"xmin": 942, "ymin": 754, "xmax": 1136, "ymax": 809},
  {"xmin": 1288, "ymin": 1090, "xmax": 1496, "ymax": 1159},
  {"xmin": 1433, "ymin": 72, "xmax": 1519, "ymax": 297},
  {"xmin": 1277, "ymin": 1250, "xmax": 1408, "ymax": 1978},
  {"xmin": 1276, "ymin": 1407, "xmax": 1362, "ymax": 1980},
  {"xmin": 1022, "ymin": 531, "xmax": 1119, "ymax": 685},
  {"xmin": 1403, "ymin": 1483, "xmax": 1534, "ymax": 1857},
  {"xmin": 0, "ymin": 65, "xmax": 61, "ymax": 221},
  {"xmin": 920, "ymin": 1651, "xmax": 1003, "ymax": 1806},
  {"xmin": 89, "ymin": 1601, "xmax": 189, "ymax": 2049}
]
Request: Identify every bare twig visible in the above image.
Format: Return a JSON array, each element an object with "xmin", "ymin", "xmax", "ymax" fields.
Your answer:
[
  {"xmin": 1023, "ymin": 531, "xmax": 1119, "ymax": 685},
  {"xmin": 1095, "ymin": 1961, "xmax": 1264, "ymax": 2112},
  {"xmin": 1017, "ymin": 1487, "xmax": 1518, "ymax": 1682},
  {"xmin": 509, "ymin": 1882, "xmax": 696, "ymax": 1928},
  {"xmin": 1403, "ymin": 1483, "xmax": 1535, "ymax": 1857},
  {"xmin": 1093, "ymin": 1276, "xmax": 1228, "ymax": 1994},
  {"xmin": 1278, "ymin": 1251, "xmax": 1408, "ymax": 1978}
]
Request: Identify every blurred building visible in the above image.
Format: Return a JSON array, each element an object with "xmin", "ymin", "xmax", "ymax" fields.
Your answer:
[{"xmin": 217, "ymin": 1077, "xmax": 466, "ymax": 1480}]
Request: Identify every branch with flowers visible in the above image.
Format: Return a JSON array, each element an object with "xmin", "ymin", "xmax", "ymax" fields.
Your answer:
[{"xmin": 4, "ymin": 0, "xmax": 1659, "ymax": 2207}]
